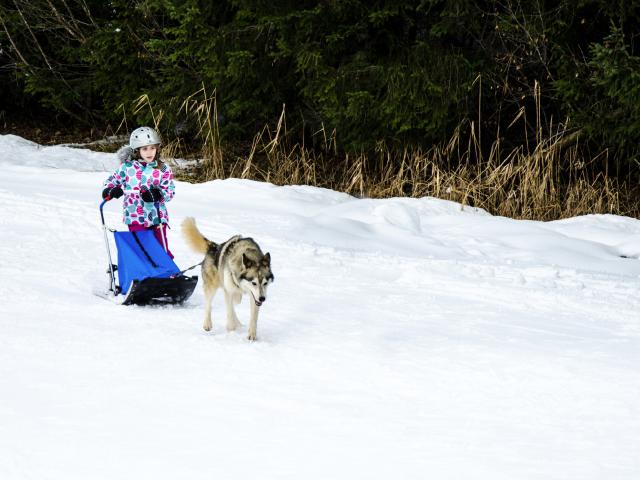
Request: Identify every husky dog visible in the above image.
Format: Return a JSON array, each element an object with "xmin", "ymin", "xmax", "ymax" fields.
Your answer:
[{"xmin": 181, "ymin": 217, "xmax": 274, "ymax": 340}]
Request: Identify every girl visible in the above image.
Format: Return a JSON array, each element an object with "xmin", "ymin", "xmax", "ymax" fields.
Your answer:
[{"xmin": 102, "ymin": 126, "xmax": 176, "ymax": 257}]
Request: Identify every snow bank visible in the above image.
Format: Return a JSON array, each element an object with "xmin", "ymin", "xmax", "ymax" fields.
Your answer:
[{"xmin": 0, "ymin": 134, "xmax": 120, "ymax": 172}]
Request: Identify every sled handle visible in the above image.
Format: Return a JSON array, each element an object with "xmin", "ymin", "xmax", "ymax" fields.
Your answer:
[
  {"xmin": 99, "ymin": 199, "xmax": 118, "ymax": 295},
  {"xmin": 99, "ymin": 199, "xmax": 108, "ymax": 226}
]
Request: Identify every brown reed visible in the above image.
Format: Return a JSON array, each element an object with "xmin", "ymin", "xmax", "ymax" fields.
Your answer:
[{"xmin": 136, "ymin": 88, "xmax": 637, "ymax": 221}]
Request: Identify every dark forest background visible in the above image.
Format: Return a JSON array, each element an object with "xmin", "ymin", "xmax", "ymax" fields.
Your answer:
[{"xmin": 1, "ymin": 1, "xmax": 640, "ymax": 217}]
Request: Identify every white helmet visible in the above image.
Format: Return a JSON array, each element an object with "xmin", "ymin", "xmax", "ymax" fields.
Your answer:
[{"xmin": 129, "ymin": 126, "xmax": 162, "ymax": 150}]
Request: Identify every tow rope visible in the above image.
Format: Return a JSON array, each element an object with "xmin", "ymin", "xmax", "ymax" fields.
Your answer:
[{"xmin": 179, "ymin": 261, "xmax": 203, "ymax": 275}]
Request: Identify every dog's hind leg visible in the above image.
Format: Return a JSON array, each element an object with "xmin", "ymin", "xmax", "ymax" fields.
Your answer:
[
  {"xmin": 203, "ymin": 284, "xmax": 217, "ymax": 332},
  {"xmin": 247, "ymin": 302, "xmax": 259, "ymax": 341},
  {"xmin": 223, "ymin": 290, "xmax": 242, "ymax": 332}
]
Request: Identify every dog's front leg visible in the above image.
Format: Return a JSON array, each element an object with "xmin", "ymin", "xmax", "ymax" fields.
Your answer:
[
  {"xmin": 223, "ymin": 290, "xmax": 242, "ymax": 332},
  {"xmin": 247, "ymin": 301, "xmax": 259, "ymax": 341}
]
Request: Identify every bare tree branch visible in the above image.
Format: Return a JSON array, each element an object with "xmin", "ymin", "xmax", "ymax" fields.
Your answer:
[
  {"xmin": 76, "ymin": 0, "xmax": 97, "ymax": 28},
  {"xmin": 44, "ymin": 0, "xmax": 84, "ymax": 42},
  {"xmin": 0, "ymin": 10, "xmax": 33, "ymax": 71},
  {"xmin": 12, "ymin": 0, "xmax": 54, "ymax": 71},
  {"xmin": 59, "ymin": 0, "xmax": 86, "ymax": 41}
]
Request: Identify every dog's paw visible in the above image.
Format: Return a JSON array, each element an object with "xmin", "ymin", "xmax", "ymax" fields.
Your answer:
[
  {"xmin": 247, "ymin": 327, "xmax": 257, "ymax": 341},
  {"xmin": 203, "ymin": 320, "xmax": 212, "ymax": 331}
]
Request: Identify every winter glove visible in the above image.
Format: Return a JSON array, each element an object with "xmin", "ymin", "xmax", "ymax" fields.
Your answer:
[
  {"xmin": 140, "ymin": 187, "xmax": 162, "ymax": 203},
  {"xmin": 102, "ymin": 186, "xmax": 123, "ymax": 200},
  {"xmin": 150, "ymin": 187, "xmax": 163, "ymax": 202}
]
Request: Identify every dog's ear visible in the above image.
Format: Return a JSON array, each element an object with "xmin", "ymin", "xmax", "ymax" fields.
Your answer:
[
  {"xmin": 242, "ymin": 253, "xmax": 254, "ymax": 269},
  {"xmin": 262, "ymin": 252, "xmax": 271, "ymax": 266}
]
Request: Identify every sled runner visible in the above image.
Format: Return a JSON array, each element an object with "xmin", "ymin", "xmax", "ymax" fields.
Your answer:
[{"xmin": 99, "ymin": 200, "xmax": 198, "ymax": 305}]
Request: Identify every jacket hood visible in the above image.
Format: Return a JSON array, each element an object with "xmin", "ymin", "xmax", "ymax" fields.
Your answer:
[{"xmin": 116, "ymin": 145, "xmax": 134, "ymax": 163}]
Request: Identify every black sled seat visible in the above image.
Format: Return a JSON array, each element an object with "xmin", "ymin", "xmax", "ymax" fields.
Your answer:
[{"xmin": 114, "ymin": 229, "xmax": 198, "ymax": 306}]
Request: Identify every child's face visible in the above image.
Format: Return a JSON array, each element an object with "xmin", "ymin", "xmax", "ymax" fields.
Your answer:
[{"xmin": 139, "ymin": 144, "xmax": 158, "ymax": 163}]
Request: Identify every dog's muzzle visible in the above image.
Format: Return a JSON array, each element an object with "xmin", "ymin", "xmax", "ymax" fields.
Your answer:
[{"xmin": 253, "ymin": 294, "xmax": 265, "ymax": 307}]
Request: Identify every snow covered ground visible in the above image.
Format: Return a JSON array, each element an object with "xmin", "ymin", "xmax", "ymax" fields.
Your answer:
[{"xmin": 0, "ymin": 134, "xmax": 639, "ymax": 479}]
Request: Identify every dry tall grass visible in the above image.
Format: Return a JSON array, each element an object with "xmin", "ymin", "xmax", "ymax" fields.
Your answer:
[{"xmin": 135, "ymin": 88, "xmax": 637, "ymax": 221}]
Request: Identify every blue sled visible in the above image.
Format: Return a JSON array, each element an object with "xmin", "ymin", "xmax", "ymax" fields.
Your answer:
[{"xmin": 100, "ymin": 200, "xmax": 197, "ymax": 306}]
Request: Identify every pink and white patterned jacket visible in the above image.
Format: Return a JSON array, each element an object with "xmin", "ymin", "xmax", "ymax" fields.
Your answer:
[{"xmin": 103, "ymin": 155, "xmax": 175, "ymax": 227}]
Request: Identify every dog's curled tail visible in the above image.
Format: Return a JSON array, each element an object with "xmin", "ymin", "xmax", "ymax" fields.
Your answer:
[{"xmin": 181, "ymin": 217, "xmax": 216, "ymax": 254}]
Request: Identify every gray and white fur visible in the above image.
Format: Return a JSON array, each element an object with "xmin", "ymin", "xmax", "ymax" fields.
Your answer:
[
  {"xmin": 181, "ymin": 217, "xmax": 274, "ymax": 341},
  {"xmin": 116, "ymin": 145, "xmax": 134, "ymax": 163}
]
